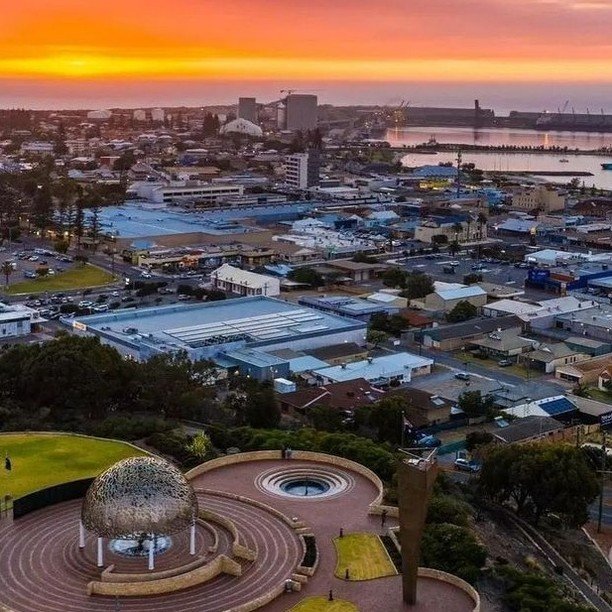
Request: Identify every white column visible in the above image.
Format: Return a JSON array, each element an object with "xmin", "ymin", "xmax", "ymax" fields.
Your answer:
[
  {"xmin": 148, "ymin": 539, "xmax": 155, "ymax": 570},
  {"xmin": 79, "ymin": 521, "xmax": 85, "ymax": 549},
  {"xmin": 190, "ymin": 521, "xmax": 196, "ymax": 555},
  {"xmin": 97, "ymin": 537, "xmax": 104, "ymax": 567}
]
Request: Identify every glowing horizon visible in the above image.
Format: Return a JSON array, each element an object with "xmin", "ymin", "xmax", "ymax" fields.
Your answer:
[{"xmin": 2, "ymin": 0, "xmax": 611, "ymax": 85}]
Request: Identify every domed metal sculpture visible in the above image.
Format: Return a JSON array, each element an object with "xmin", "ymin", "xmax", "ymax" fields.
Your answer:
[
  {"xmin": 80, "ymin": 456, "xmax": 198, "ymax": 570},
  {"xmin": 82, "ymin": 456, "xmax": 198, "ymax": 538}
]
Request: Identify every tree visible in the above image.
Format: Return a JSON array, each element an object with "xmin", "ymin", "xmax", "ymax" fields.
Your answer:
[
  {"xmin": 447, "ymin": 300, "xmax": 478, "ymax": 323},
  {"xmin": 421, "ymin": 523, "xmax": 487, "ymax": 584},
  {"xmin": 431, "ymin": 234, "xmax": 448, "ymax": 245},
  {"xmin": 54, "ymin": 239, "xmax": 69, "ymax": 254},
  {"xmin": 448, "ymin": 240, "xmax": 460, "ymax": 256},
  {"xmin": 367, "ymin": 328, "xmax": 389, "ymax": 347},
  {"xmin": 463, "ymin": 273, "xmax": 482, "ymax": 285},
  {"xmin": 244, "ymin": 380, "xmax": 281, "ymax": 428},
  {"xmin": 401, "ymin": 273, "xmax": 434, "ymax": 300},
  {"xmin": 426, "ymin": 494, "xmax": 471, "ymax": 527},
  {"xmin": 465, "ymin": 431, "xmax": 494, "ymax": 452},
  {"xmin": 287, "ymin": 267, "xmax": 324, "ymax": 288},
  {"xmin": 458, "ymin": 390, "xmax": 494, "ymax": 419},
  {"xmin": 308, "ymin": 405, "xmax": 343, "ymax": 432},
  {"xmin": 368, "ymin": 395, "xmax": 408, "ymax": 444},
  {"xmin": 186, "ymin": 431, "xmax": 212, "ymax": 460},
  {"xmin": 382, "ymin": 267, "xmax": 407, "ymax": 289},
  {"xmin": 369, "ymin": 313, "xmax": 407, "ymax": 337},
  {"xmin": 1, "ymin": 261, "xmax": 12, "ymax": 288},
  {"xmin": 479, "ymin": 443, "xmax": 599, "ymax": 526}
]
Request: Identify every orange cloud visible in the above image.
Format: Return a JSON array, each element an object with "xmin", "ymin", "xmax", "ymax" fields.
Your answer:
[{"xmin": 1, "ymin": 0, "xmax": 610, "ymax": 82}]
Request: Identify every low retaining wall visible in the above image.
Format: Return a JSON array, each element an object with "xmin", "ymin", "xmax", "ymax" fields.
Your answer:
[
  {"xmin": 88, "ymin": 554, "xmax": 241, "ymax": 597},
  {"xmin": 417, "ymin": 567, "xmax": 480, "ymax": 612},
  {"xmin": 101, "ymin": 554, "xmax": 207, "ymax": 583},
  {"xmin": 296, "ymin": 533, "xmax": 318, "ymax": 577},
  {"xmin": 198, "ymin": 507, "xmax": 256, "ymax": 561},
  {"xmin": 186, "ymin": 450, "xmax": 385, "ymax": 511}
]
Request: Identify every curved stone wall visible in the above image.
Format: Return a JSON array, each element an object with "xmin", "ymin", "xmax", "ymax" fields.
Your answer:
[
  {"xmin": 88, "ymin": 554, "xmax": 241, "ymax": 597},
  {"xmin": 417, "ymin": 568, "xmax": 480, "ymax": 612}
]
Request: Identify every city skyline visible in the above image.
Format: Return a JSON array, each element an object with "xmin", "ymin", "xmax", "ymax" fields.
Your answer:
[{"xmin": 1, "ymin": 0, "xmax": 611, "ymax": 109}]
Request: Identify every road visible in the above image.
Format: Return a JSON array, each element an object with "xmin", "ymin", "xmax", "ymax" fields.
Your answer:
[{"xmin": 413, "ymin": 345, "xmax": 568, "ymax": 397}]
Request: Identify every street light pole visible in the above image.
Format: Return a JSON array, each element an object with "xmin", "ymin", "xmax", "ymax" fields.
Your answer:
[{"xmin": 598, "ymin": 430, "xmax": 607, "ymax": 534}]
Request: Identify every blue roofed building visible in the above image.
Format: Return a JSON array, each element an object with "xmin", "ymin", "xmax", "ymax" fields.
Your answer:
[{"xmin": 64, "ymin": 296, "xmax": 367, "ymax": 365}]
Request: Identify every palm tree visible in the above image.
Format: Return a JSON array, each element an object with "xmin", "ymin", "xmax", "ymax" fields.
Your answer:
[{"xmin": 1, "ymin": 261, "xmax": 13, "ymax": 289}]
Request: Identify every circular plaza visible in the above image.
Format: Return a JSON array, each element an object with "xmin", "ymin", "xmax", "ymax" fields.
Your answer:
[{"xmin": 0, "ymin": 448, "xmax": 479, "ymax": 612}]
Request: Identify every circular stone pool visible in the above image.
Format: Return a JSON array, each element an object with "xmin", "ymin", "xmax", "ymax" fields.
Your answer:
[
  {"xmin": 280, "ymin": 478, "xmax": 330, "ymax": 497},
  {"xmin": 257, "ymin": 466, "xmax": 353, "ymax": 499}
]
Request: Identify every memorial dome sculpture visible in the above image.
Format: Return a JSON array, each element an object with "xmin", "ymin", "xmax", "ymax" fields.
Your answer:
[{"xmin": 80, "ymin": 456, "xmax": 198, "ymax": 569}]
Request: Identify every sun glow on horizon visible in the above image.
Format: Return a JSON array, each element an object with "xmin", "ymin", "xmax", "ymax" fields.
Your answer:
[{"xmin": 1, "ymin": 53, "xmax": 611, "ymax": 83}]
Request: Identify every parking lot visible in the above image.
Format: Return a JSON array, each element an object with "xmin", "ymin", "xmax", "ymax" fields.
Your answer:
[
  {"xmin": 400, "ymin": 252, "xmax": 551, "ymax": 300},
  {"xmin": 0, "ymin": 245, "xmax": 74, "ymax": 284}
]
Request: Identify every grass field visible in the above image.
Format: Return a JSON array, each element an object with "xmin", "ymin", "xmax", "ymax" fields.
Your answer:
[
  {"xmin": 6, "ymin": 264, "xmax": 116, "ymax": 295},
  {"xmin": 333, "ymin": 532, "xmax": 398, "ymax": 581},
  {"xmin": 289, "ymin": 596, "xmax": 358, "ymax": 612},
  {"xmin": 0, "ymin": 433, "xmax": 147, "ymax": 500}
]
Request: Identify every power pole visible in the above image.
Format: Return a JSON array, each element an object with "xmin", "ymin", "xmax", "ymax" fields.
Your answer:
[
  {"xmin": 598, "ymin": 430, "xmax": 607, "ymax": 533},
  {"xmin": 456, "ymin": 150, "xmax": 462, "ymax": 199}
]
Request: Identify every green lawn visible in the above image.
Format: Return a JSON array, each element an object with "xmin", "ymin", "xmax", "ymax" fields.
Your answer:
[
  {"xmin": 5, "ymin": 264, "xmax": 116, "ymax": 295},
  {"xmin": 333, "ymin": 532, "xmax": 397, "ymax": 581},
  {"xmin": 288, "ymin": 597, "xmax": 358, "ymax": 612},
  {"xmin": 585, "ymin": 388, "xmax": 612, "ymax": 405},
  {"xmin": 0, "ymin": 433, "xmax": 147, "ymax": 500}
]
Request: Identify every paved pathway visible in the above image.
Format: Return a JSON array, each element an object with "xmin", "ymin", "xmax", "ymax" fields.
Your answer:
[
  {"xmin": 0, "ymin": 490, "xmax": 301, "ymax": 612},
  {"xmin": 194, "ymin": 459, "xmax": 476, "ymax": 612}
]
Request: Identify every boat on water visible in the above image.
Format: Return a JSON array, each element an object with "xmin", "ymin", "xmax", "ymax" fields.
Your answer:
[{"xmin": 602, "ymin": 162, "xmax": 612, "ymax": 170}]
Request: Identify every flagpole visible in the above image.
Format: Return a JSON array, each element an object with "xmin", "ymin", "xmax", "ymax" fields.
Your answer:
[{"xmin": 401, "ymin": 411, "xmax": 405, "ymax": 449}]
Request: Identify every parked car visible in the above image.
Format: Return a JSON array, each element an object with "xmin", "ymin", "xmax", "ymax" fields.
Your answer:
[
  {"xmin": 454, "ymin": 458, "xmax": 481, "ymax": 473},
  {"xmin": 498, "ymin": 359, "xmax": 513, "ymax": 367},
  {"xmin": 414, "ymin": 433, "xmax": 442, "ymax": 448},
  {"xmin": 454, "ymin": 372, "xmax": 470, "ymax": 381}
]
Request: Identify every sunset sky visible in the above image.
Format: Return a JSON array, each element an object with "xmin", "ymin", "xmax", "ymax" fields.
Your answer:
[{"xmin": 1, "ymin": 0, "xmax": 611, "ymax": 107}]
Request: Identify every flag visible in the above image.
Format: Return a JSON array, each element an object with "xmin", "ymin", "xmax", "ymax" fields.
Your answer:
[{"xmin": 4, "ymin": 456, "xmax": 11, "ymax": 471}]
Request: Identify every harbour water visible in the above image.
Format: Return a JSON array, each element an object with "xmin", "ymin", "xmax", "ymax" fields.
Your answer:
[{"xmin": 386, "ymin": 127, "xmax": 612, "ymax": 190}]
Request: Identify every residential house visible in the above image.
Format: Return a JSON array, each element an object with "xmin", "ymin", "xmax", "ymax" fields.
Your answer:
[
  {"xmin": 519, "ymin": 343, "xmax": 589, "ymax": 374},
  {"xmin": 468, "ymin": 329, "xmax": 535, "ymax": 361},
  {"xmin": 424, "ymin": 285, "xmax": 487, "ymax": 313},
  {"xmin": 278, "ymin": 378, "xmax": 385, "ymax": 419},
  {"xmin": 419, "ymin": 315, "xmax": 523, "ymax": 351},
  {"xmin": 313, "ymin": 352, "xmax": 433, "ymax": 386},
  {"xmin": 493, "ymin": 416, "xmax": 565, "ymax": 444}
]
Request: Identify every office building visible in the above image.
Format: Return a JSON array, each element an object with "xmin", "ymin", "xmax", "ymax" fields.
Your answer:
[
  {"xmin": 0, "ymin": 302, "xmax": 40, "ymax": 338},
  {"xmin": 211, "ymin": 264, "xmax": 280, "ymax": 297},
  {"xmin": 130, "ymin": 181, "xmax": 244, "ymax": 204},
  {"xmin": 283, "ymin": 94, "xmax": 318, "ymax": 131},
  {"xmin": 238, "ymin": 97, "xmax": 258, "ymax": 124},
  {"xmin": 285, "ymin": 150, "xmax": 320, "ymax": 189}
]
